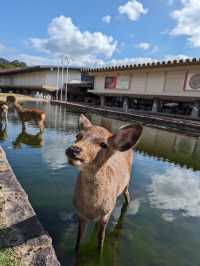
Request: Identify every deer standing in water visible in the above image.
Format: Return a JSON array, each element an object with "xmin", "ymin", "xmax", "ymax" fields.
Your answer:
[
  {"xmin": 65, "ymin": 114, "xmax": 143, "ymax": 252},
  {"xmin": 0, "ymin": 102, "xmax": 8, "ymax": 143},
  {"xmin": 0, "ymin": 95, "xmax": 20, "ymax": 125},
  {"xmin": 7, "ymin": 96, "xmax": 46, "ymax": 132},
  {"xmin": 0, "ymin": 101, "xmax": 9, "ymax": 125}
]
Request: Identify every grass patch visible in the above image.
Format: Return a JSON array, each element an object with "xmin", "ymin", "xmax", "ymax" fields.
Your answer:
[{"xmin": 0, "ymin": 248, "xmax": 21, "ymax": 266}]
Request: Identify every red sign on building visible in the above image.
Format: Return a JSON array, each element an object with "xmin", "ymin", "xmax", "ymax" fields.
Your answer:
[{"xmin": 105, "ymin": 77, "xmax": 117, "ymax": 89}]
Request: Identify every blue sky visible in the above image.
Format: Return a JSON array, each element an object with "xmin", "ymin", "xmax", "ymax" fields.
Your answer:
[{"xmin": 0, "ymin": 0, "xmax": 200, "ymax": 66}]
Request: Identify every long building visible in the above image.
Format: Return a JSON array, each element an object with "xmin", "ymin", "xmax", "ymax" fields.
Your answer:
[
  {"xmin": 0, "ymin": 65, "xmax": 93, "ymax": 100},
  {"xmin": 1, "ymin": 60, "xmax": 200, "ymax": 119},
  {"xmin": 85, "ymin": 58, "xmax": 200, "ymax": 119}
]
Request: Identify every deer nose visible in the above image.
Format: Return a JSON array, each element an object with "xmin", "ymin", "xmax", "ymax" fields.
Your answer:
[{"xmin": 65, "ymin": 146, "xmax": 81, "ymax": 158}]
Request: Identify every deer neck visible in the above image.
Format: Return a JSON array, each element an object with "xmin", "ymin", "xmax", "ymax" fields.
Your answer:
[
  {"xmin": 82, "ymin": 148, "xmax": 115, "ymax": 178},
  {"xmin": 15, "ymin": 103, "xmax": 23, "ymax": 113}
]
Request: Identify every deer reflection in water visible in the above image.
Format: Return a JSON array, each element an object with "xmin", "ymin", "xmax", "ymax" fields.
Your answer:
[
  {"xmin": 0, "ymin": 123, "xmax": 8, "ymax": 141},
  {"xmin": 12, "ymin": 129, "xmax": 44, "ymax": 149},
  {"xmin": 74, "ymin": 202, "xmax": 129, "ymax": 266}
]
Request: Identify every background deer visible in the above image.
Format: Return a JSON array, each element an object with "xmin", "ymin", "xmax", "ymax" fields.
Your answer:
[
  {"xmin": 0, "ymin": 101, "xmax": 8, "ymax": 125},
  {"xmin": 65, "ymin": 114, "xmax": 143, "ymax": 252},
  {"xmin": 7, "ymin": 96, "xmax": 46, "ymax": 132}
]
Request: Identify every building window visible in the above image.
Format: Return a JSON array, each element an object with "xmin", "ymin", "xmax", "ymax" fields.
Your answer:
[
  {"xmin": 186, "ymin": 72, "xmax": 200, "ymax": 91},
  {"xmin": 105, "ymin": 77, "xmax": 117, "ymax": 89},
  {"xmin": 189, "ymin": 74, "xmax": 200, "ymax": 90}
]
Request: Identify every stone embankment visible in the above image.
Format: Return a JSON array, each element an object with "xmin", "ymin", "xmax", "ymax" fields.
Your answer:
[{"xmin": 0, "ymin": 147, "xmax": 60, "ymax": 266}]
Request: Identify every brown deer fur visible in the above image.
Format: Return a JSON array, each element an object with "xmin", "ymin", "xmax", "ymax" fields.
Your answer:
[
  {"xmin": 14, "ymin": 102, "xmax": 46, "ymax": 132},
  {"xmin": 7, "ymin": 96, "xmax": 45, "ymax": 132},
  {"xmin": 65, "ymin": 114, "xmax": 143, "ymax": 251}
]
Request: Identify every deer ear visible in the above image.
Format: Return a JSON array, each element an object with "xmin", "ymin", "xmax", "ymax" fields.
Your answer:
[
  {"xmin": 6, "ymin": 95, "xmax": 16, "ymax": 103},
  {"xmin": 109, "ymin": 124, "xmax": 143, "ymax": 152},
  {"xmin": 79, "ymin": 114, "xmax": 93, "ymax": 129}
]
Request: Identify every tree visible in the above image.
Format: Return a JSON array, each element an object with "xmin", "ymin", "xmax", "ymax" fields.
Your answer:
[{"xmin": 0, "ymin": 58, "xmax": 26, "ymax": 69}]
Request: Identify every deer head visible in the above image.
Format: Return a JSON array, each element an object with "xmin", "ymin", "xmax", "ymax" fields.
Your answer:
[
  {"xmin": 6, "ymin": 95, "xmax": 16, "ymax": 104},
  {"xmin": 65, "ymin": 114, "xmax": 143, "ymax": 170},
  {"xmin": 1, "ymin": 104, "xmax": 8, "ymax": 114}
]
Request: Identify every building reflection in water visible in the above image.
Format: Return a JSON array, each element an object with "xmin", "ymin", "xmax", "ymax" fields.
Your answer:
[
  {"xmin": 90, "ymin": 114, "xmax": 200, "ymax": 171},
  {"xmin": 89, "ymin": 113, "xmax": 200, "ymax": 223},
  {"xmin": 41, "ymin": 103, "xmax": 79, "ymax": 131}
]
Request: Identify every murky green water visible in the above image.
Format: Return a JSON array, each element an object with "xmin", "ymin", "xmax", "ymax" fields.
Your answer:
[{"xmin": 1, "ymin": 102, "xmax": 200, "ymax": 266}]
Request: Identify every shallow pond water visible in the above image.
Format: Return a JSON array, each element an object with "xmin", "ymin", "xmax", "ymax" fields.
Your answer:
[{"xmin": 1, "ymin": 101, "xmax": 200, "ymax": 266}]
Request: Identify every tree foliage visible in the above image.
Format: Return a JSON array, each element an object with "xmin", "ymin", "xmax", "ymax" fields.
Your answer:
[{"xmin": 0, "ymin": 58, "xmax": 26, "ymax": 69}]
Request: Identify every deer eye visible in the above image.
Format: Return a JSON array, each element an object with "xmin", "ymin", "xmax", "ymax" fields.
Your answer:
[
  {"xmin": 76, "ymin": 133, "xmax": 83, "ymax": 141},
  {"xmin": 100, "ymin": 142, "xmax": 108, "ymax": 149}
]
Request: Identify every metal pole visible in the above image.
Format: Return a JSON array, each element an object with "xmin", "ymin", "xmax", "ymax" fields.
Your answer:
[
  {"xmin": 56, "ymin": 65, "xmax": 60, "ymax": 100},
  {"xmin": 61, "ymin": 57, "xmax": 64, "ymax": 101},
  {"xmin": 65, "ymin": 56, "xmax": 70, "ymax": 102},
  {"xmin": 65, "ymin": 67, "xmax": 69, "ymax": 102}
]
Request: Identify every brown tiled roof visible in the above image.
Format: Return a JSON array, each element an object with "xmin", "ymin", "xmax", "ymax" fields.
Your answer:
[{"xmin": 82, "ymin": 58, "xmax": 200, "ymax": 73}]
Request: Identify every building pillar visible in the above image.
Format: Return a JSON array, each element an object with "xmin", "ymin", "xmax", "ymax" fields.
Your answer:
[
  {"xmin": 123, "ymin": 96, "xmax": 129, "ymax": 112},
  {"xmin": 152, "ymin": 98, "xmax": 160, "ymax": 112},
  {"xmin": 100, "ymin": 95, "xmax": 105, "ymax": 107},
  {"xmin": 191, "ymin": 101, "xmax": 200, "ymax": 118}
]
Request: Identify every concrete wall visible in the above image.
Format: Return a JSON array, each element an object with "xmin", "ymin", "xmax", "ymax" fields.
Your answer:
[
  {"xmin": 92, "ymin": 65, "xmax": 200, "ymax": 99},
  {"xmin": 8, "ymin": 72, "xmax": 46, "ymax": 87},
  {"xmin": 0, "ymin": 69, "xmax": 81, "ymax": 89},
  {"xmin": 46, "ymin": 69, "xmax": 81, "ymax": 88}
]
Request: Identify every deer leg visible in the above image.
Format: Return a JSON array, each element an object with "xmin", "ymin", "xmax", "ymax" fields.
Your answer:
[
  {"xmin": 22, "ymin": 121, "xmax": 26, "ymax": 131},
  {"xmin": 123, "ymin": 186, "xmax": 130, "ymax": 205},
  {"xmin": 97, "ymin": 214, "xmax": 110, "ymax": 251},
  {"xmin": 4, "ymin": 111, "xmax": 8, "ymax": 125},
  {"xmin": 39, "ymin": 121, "xmax": 44, "ymax": 132},
  {"xmin": 75, "ymin": 217, "xmax": 87, "ymax": 252}
]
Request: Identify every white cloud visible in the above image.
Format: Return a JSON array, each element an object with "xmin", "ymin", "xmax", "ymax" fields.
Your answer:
[
  {"xmin": 0, "ymin": 43, "xmax": 6, "ymax": 54},
  {"xmin": 135, "ymin": 42, "xmax": 159, "ymax": 53},
  {"xmin": 136, "ymin": 42, "xmax": 151, "ymax": 50},
  {"xmin": 30, "ymin": 16, "xmax": 117, "ymax": 66},
  {"xmin": 104, "ymin": 57, "xmax": 157, "ymax": 66},
  {"xmin": 2, "ymin": 48, "xmax": 191, "ymax": 67},
  {"xmin": 99, "ymin": 54, "xmax": 190, "ymax": 67},
  {"xmin": 0, "ymin": 43, "xmax": 16, "ymax": 55},
  {"xmin": 20, "ymin": 54, "xmax": 190, "ymax": 67},
  {"xmin": 14, "ymin": 55, "xmax": 182, "ymax": 67},
  {"xmin": 118, "ymin": 0, "xmax": 148, "ymax": 21},
  {"xmin": 148, "ymin": 166, "xmax": 200, "ymax": 221},
  {"xmin": 112, "ymin": 199, "xmax": 140, "ymax": 224},
  {"xmin": 16, "ymin": 54, "xmax": 59, "ymax": 66},
  {"xmin": 170, "ymin": 0, "xmax": 200, "ymax": 47},
  {"xmin": 164, "ymin": 54, "xmax": 191, "ymax": 61},
  {"xmin": 42, "ymin": 133, "xmax": 76, "ymax": 170},
  {"xmin": 102, "ymin": 15, "xmax": 112, "ymax": 24}
]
